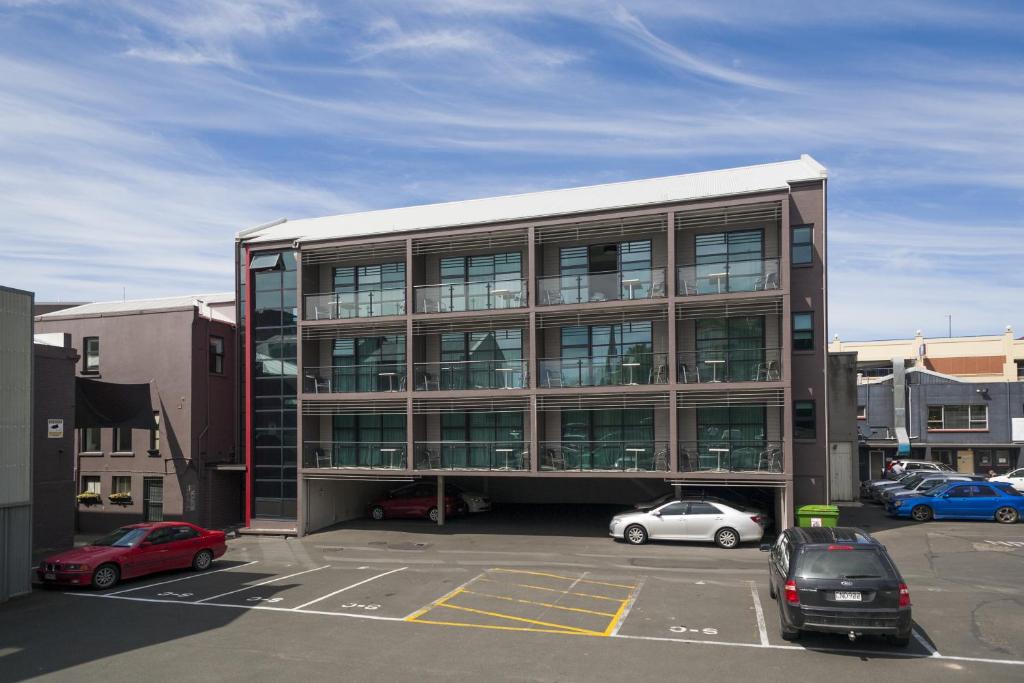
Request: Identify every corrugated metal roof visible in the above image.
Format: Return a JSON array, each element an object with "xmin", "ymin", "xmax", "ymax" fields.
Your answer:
[
  {"xmin": 241, "ymin": 155, "xmax": 827, "ymax": 245},
  {"xmin": 36, "ymin": 292, "xmax": 234, "ymax": 320}
]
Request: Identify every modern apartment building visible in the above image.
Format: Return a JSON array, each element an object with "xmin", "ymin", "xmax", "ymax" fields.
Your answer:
[
  {"xmin": 236, "ymin": 156, "xmax": 830, "ymax": 535},
  {"xmin": 35, "ymin": 294, "xmax": 242, "ymax": 533}
]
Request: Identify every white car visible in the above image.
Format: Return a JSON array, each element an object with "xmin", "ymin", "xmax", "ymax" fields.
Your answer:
[
  {"xmin": 609, "ymin": 499, "xmax": 765, "ymax": 549},
  {"xmin": 990, "ymin": 468, "xmax": 1024, "ymax": 492},
  {"xmin": 451, "ymin": 486, "xmax": 491, "ymax": 513}
]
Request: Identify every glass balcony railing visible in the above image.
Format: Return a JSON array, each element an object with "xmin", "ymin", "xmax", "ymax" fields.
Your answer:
[
  {"xmin": 414, "ymin": 278, "xmax": 526, "ymax": 313},
  {"xmin": 538, "ymin": 353, "xmax": 668, "ymax": 388},
  {"xmin": 677, "ymin": 258, "xmax": 780, "ymax": 296},
  {"xmin": 676, "ymin": 348, "xmax": 782, "ymax": 384},
  {"xmin": 678, "ymin": 440, "xmax": 782, "ymax": 473},
  {"xmin": 303, "ymin": 442, "xmax": 407, "ymax": 469},
  {"xmin": 413, "ymin": 360, "xmax": 527, "ymax": 390},
  {"xmin": 536, "ymin": 268, "xmax": 666, "ymax": 306},
  {"xmin": 538, "ymin": 441, "xmax": 670, "ymax": 472},
  {"xmin": 414, "ymin": 442, "xmax": 530, "ymax": 470},
  {"xmin": 304, "ymin": 289, "xmax": 406, "ymax": 320},
  {"xmin": 304, "ymin": 363, "xmax": 407, "ymax": 393}
]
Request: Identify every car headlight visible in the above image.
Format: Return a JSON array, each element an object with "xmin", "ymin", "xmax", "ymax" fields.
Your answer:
[
  {"xmin": 892, "ymin": 500, "xmax": 902, "ymax": 508},
  {"xmin": 64, "ymin": 564, "xmax": 89, "ymax": 571}
]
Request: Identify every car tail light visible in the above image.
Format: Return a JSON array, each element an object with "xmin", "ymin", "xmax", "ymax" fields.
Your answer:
[
  {"xmin": 750, "ymin": 515, "xmax": 763, "ymax": 525},
  {"xmin": 827, "ymin": 545, "xmax": 853, "ymax": 551},
  {"xmin": 898, "ymin": 583, "xmax": 911, "ymax": 607},
  {"xmin": 784, "ymin": 580, "xmax": 799, "ymax": 604}
]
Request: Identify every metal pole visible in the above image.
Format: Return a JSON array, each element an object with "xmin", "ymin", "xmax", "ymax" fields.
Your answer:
[
  {"xmin": 436, "ymin": 475, "xmax": 445, "ymax": 526},
  {"xmin": 946, "ymin": 314, "xmax": 952, "ymax": 338}
]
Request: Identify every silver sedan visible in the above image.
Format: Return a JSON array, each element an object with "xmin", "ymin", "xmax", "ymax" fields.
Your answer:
[{"xmin": 609, "ymin": 499, "xmax": 766, "ymax": 549}]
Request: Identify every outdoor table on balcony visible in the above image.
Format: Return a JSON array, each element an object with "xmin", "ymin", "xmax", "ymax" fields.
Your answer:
[
  {"xmin": 707, "ymin": 272, "xmax": 728, "ymax": 293},
  {"xmin": 378, "ymin": 371, "xmax": 397, "ymax": 392},
  {"xmin": 621, "ymin": 277, "xmax": 641, "ymax": 300},
  {"xmin": 704, "ymin": 359, "xmax": 724, "ymax": 382},
  {"xmin": 380, "ymin": 448, "xmax": 398, "ymax": 468},
  {"xmin": 622, "ymin": 361, "xmax": 641, "ymax": 385},
  {"xmin": 495, "ymin": 367, "xmax": 516, "ymax": 389},
  {"xmin": 337, "ymin": 300, "xmax": 357, "ymax": 318},
  {"xmin": 625, "ymin": 447, "xmax": 646, "ymax": 472},
  {"xmin": 495, "ymin": 448, "xmax": 514, "ymax": 470},
  {"xmin": 491, "ymin": 288, "xmax": 515, "ymax": 308},
  {"xmin": 708, "ymin": 447, "xmax": 730, "ymax": 472}
]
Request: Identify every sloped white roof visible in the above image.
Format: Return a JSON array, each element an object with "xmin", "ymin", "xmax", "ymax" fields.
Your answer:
[
  {"xmin": 36, "ymin": 293, "xmax": 235, "ymax": 321},
  {"xmin": 241, "ymin": 155, "xmax": 827, "ymax": 244}
]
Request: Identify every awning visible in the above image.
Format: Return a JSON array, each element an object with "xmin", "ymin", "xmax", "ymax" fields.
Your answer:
[{"xmin": 75, "ymin": 378, "xmax": 157, "ymax": 429}]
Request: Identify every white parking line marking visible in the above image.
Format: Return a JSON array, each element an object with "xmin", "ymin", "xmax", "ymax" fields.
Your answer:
[
  {"xmin": 292, "ymin": 567, "xmax": 407, "ymax": 611},
  {"xmin": 913, "ymin": 629, "xmax": 939, "ymax": 656},
  {"xmin": 609, "ymin": 576, "xmax": 645, "ymax": 637},
  {"xmin": 104, "ymin": 561, "xmax": 260, "ymax": 596},
  {"xmin": 72, "ymin": 593, "xmax": 404, "ymax": 621},
  {"xmin": 195, "ymin": 565, "xmax": 330, "ymax": 603},
  {"xmin": 748, "ymin": 581, "xmax": 769, "ymax": 647}
]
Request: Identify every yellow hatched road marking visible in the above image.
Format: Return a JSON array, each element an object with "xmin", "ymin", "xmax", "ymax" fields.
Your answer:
[
  {"xmin": 602, "ymin": 595, "xmax": 632, "ymax": 636},
  {"xmin": 434, "ymin": 599, "xmax": 604, "ymax": 635},
  {"xmin": 475, "ymin": 578, "xmax": 626, "ymax": 603},
  {"xmin": 407, "ymin": 619, "xmax": 603, "ymax": 636},
  {"xmin": 488, "ymin": 568, "xmax": 636, "ymax": 590},
  {"xmin": 460, "ymin": 589, "xmax": 617, "ymax": 618}
]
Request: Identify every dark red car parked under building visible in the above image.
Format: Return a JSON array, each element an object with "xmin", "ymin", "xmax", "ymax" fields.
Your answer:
[{"xmin": 367, "ymin": 482, "xmax": 467, "ymax": 522}]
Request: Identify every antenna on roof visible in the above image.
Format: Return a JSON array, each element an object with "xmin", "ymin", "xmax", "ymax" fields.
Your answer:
[{"xmin": 122, "ymin": 287, "xmax": 126, "ymax": 302}]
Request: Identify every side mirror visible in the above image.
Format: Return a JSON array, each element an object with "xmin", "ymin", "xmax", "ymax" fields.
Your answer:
[
  {"xmin": 650, "ymin": 510, "xmax": 661, "ymax": 517},
  {"xmin": 759, "ymin": 543, "xmax": 772, "ymax": 552}
]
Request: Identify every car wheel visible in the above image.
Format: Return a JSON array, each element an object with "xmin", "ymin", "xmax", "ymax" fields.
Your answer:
[
  {"xmin": 994, "ymin": 506, "xmax": 1019, "ymax": 524},
  {"xmin": 91, "ymin": 563, "xmax": 120, "ymax": 590},
  {"xmin": 780, "ymin": 611, "xmax": 800, "ymax": 641},
  {"xmin": 911, "ymin": 505, "xmax": 933, "ymax": 522},
  {"xmin": 889, "ymin": 634, "xmax": 911, "ymax": 648},
  {"xmin": 427, "ymin": 507, "xmax": 439, "ymax": 523},
  {"xmin": 714, "ymin": 527, "xmax": 739, "ymax": 549},
  {"xmin": 370, "ymin": 505, "xmax": 385, "ymax": 521},
  {"xmin": 624, "ymin": 524, "xmax": 648, "ymax": 545},
  {"xmin": 192, "ymin": 549, "xmax": 213, "ymax": 571}
]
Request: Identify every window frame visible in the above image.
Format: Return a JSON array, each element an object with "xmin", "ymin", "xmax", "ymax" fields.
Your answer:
[
  {"xmin": 83, "ymin": 336, "xmax": 100, "ymax": 374},
  {"xmin": 857, "ymin": 405, "xmax": 867, "ymax": 420},
  {"xmin": 209, "ymin": 335, "xmax": 225, "ymax": 374},
  {"xmin": 149, "ymin": 412, "xmax": 161, "ymax": 455},
  {"xmin": 926, "ymin": 404, "xmax": 989, "ymax": 431},
  {"xmin": 113, "ymin": 427, "xmax": 133, "ymax": 454},
  {"xmin": 81, "ymin": 475, "xmax": 101, "ymax": 494},
  {"xmin": 793, "ymin": 400, "xmax": 817, "ymax": 440},
  {"xmin": 80, "ymin": 427, "xmax": 102, "ymax": 453},
  {"xmin": 792, "ymin": 312, "xmax": 814, "ymax": 352},
  {"xmin": 791, "ymin": 224, "xmax": 813, "ymax": 266},
  {"xmin": 112, "ymin": 476, "xmax": 132, "ymax": 495}
]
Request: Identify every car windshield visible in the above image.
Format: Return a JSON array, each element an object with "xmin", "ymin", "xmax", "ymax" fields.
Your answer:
[
  {"xmin": 918, "ymin": 479, "xmax": 946, "ymax": 491},
  {"xmin": 902, "ymin": 475, "xmax": 924, "ymax": 487},
  {"xmin": 796, "ymin": 549, "xmax": 896, "ymax": 580},
  {"xmin": 91, "ymin": 527, "xmax": 149, "ymax": 547}
]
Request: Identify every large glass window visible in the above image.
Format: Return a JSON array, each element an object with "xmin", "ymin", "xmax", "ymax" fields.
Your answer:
[
  {"xmin": 252, "ymin": 250, "xmax": 298, "ymax": 519},
  {"xmin": 557, "ymin": 322, "xmax": 653, "ymax": 386},
  {"xmin": 556, "ymin": 240, "xmax": 654, "ymax": 302},
  {"xmin": 330, "ymin": 414, "xmax": 406, "ymax": 467},
  {"xmin": 439, "ymin": 252, "xmax": 522, "ymax": 311},
  {"xmin": 331, "ymin": 335, "xmax": 406, "ymax": 392},
  {"xmin": 561, "ymin": 409, "xmax": 654, "ymax": 469},
  {"xmin": 695, "ymin": 230, "xmax": 764, "ymax": 292},
  {"xmin": 333, "ymin": 262, "xmax": 405, "ymax": 316},
  {"xmin": 794, "ymin": 400, "xmax": 816, "ymax": 439},
  {"xmin": 695, "ymin": 316, "xmax": 765, "ymax": 382},
  {"xmin": 793, "ymin": 312, "xmax": 814, "ymax": 351},
  {"xmin": 792, "ymin": 225, "xmax": 813, "ymax": 265},
  {"xmin": 927, "ymin": 405, "xmax": 988, "ymax": 430},
  {"xmin": 694, "ymin": 405, "xmax": 768, "ymax": 471},
  {"xmin": 441, "ymin": 412, "xmax": 524, "ymax": 467},
  {"xmin": 439, "ymin": 330, "xmax": 522, "ymax": 389}
]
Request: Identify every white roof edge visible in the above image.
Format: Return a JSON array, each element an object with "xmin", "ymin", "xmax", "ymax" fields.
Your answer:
[
  {"xmin": 242, "ymin": 155, "xmax": 827, "ymax": 245},
  {"xmin": 36, "ymin": 292, "xmax": 235, "ymax": 320}
]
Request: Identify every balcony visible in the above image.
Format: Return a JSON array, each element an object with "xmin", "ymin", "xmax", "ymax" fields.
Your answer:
[
  {"xmin": 538, "ymin": 441, "xmax": 670, "ymax": 472},
  {"xmin": 303, "ymin": 442, "xmax": 407, "ymax": 469},
  {"xmin": 677, "ymin": 440, "xmax": 782, "ymax": 473},
  {"xmin": 413, "ymin": 442, "xmax": 530, "ymax": 471},
  {"xmin": 538, "ymin": 353, "xmax": 669, "ymax": 388},
  {"xmin": 414, "ymin": 278, "xmax": 526, "ymax": 313},
  {"xmin": 676, "ymin": 348, "xmax": 782, "ymax": 384},
  {"xmin": 537, "ymin": 268, "xmax": 666, "ymax": 306},
  {"xmin": 677, "ymin": 258, "xmax": 780, "ymax": 296},
  {"xmin": 304, "ymin": 289, "xmax": 406, "ymax": 320},
  {"xmin": 304, "ymin": 363, "xmax": 406, "ymax": 394},
  {"xmin": 413, "ymin": 359, "xmax": 527, "ymax": 391}
]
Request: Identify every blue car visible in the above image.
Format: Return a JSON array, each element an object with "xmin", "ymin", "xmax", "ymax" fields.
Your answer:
[{"xmin": 888, "ymin": 481, "xmax": 1024, "ymax": 523}]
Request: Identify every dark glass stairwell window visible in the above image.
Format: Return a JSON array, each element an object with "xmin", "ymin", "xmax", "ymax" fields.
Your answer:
[{"xmin": 252, "ymin": 250, "xmax": 298, "ymax": 519}]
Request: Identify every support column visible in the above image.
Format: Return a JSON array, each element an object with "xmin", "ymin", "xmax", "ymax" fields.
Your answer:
[
  {"xmin": 666, "ymin": 211, "xmax": 678, "ymax": 473},
  {"xmin": 406, "ymin": 238, "xmax": 415, "ymax": 470},
  {"xmin": 436, "ymin": 474, "xmax": 445, "ymax": 526},
  {"xmin": 528, "ymin": 225, "xmax": 539, "ymax": 472}
]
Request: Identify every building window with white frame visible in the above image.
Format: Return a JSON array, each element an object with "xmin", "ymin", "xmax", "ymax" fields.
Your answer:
[{"xmin": 927, "ymin": 405, "xmax": 988, "ymax": 431}]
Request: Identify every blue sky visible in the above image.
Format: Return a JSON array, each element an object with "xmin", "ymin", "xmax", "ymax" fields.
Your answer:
[{"xmin": 2, "ymin": 0, "xmax": 1022, "ymax": 340}]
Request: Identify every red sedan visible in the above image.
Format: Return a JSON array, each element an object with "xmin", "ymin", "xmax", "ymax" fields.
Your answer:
[
  {"xmin": 368, "ymin": 482, "xmax": 467, "ymax": 521},
  {"xmin": 37, "ymin": 522, "xmax": 227, "ymax": 590}
]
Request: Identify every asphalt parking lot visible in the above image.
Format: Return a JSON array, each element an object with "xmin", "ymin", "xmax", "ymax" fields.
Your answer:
[{"xmin": 2, "ymin": 503, "xmax": 1023, "ymax": 682}]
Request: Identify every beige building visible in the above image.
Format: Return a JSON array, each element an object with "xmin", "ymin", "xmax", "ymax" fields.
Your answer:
[{"xmin": 830, "ymin": 327, "xmax": 1024, "ymax": 383}]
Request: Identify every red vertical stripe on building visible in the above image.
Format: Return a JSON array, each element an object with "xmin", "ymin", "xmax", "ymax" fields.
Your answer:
[{"xmin": 244, "ymin": 246, "xmax": 253, "ymax": 527}]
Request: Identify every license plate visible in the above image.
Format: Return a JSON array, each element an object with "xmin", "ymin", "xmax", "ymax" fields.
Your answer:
[
  {"xmin": 44, "ymin": 572, "xmax": 55, "ymax": 580},
  {"xmin": 835, "ymin": 591, "xmax": 862, "ymax": 601}
]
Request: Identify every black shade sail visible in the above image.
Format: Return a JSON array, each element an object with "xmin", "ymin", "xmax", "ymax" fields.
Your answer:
[{"xmin": 75, "ymin": 378, "xmax": 157, "ymax": 429}]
